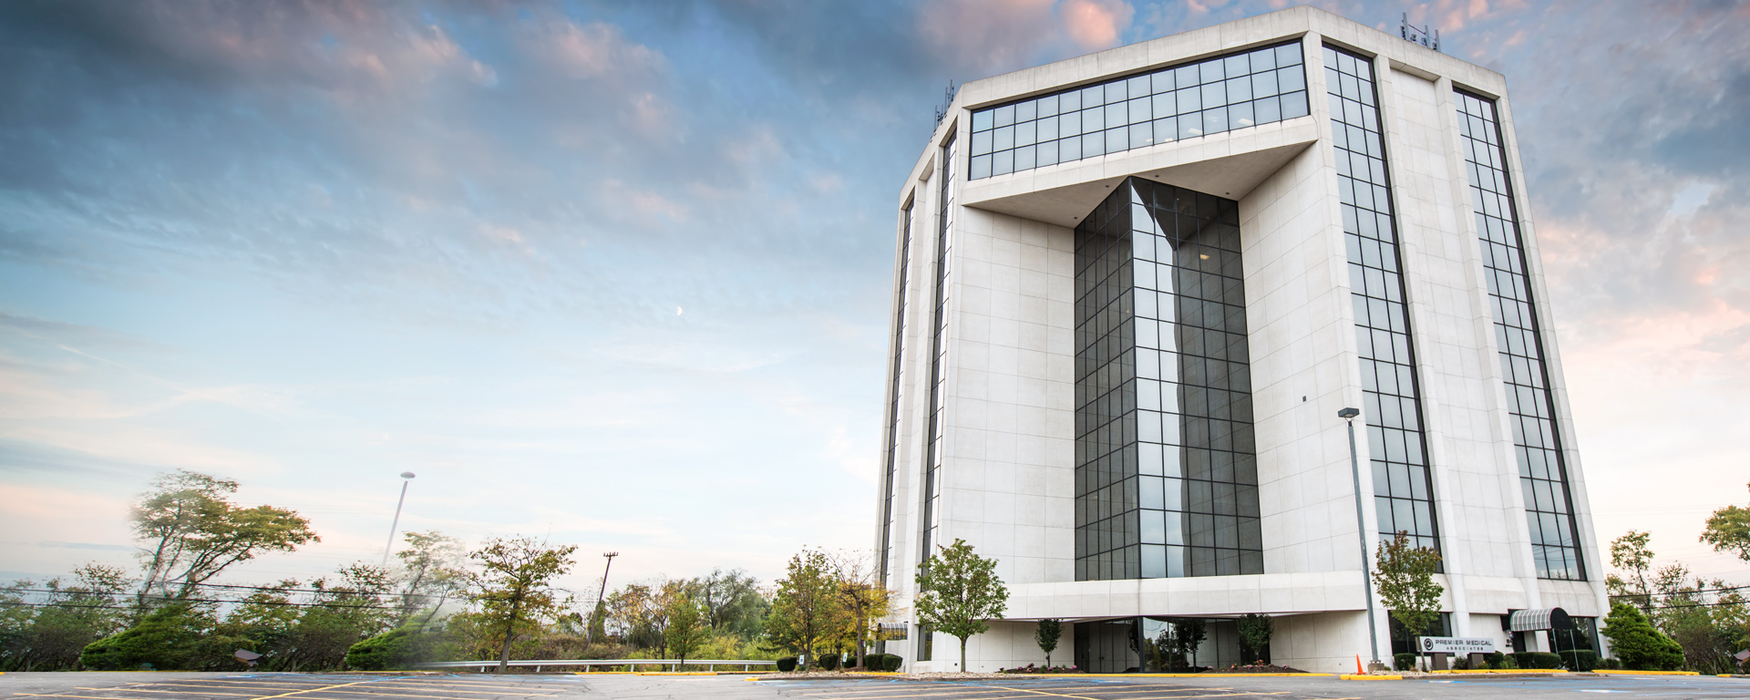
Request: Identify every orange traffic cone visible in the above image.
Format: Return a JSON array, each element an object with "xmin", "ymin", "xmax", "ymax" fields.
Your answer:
[{"xmin": 1356, "ymin": 654, "xmax": 1363, "ymax": 674}]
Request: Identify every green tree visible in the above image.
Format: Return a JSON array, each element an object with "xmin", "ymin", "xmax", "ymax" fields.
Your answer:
[
  {"xmin": 394, "ymin": 531, "xmax": 467, "ymax": 628},
  {"xmin": 467, "ymin": 537, "xmax": 578, "ymax": 673},
  {"xmin": 765, "ymin": 549, "xmax": 844, "ymax": 669},
  {"xmin": 131, "ymin": 470, "xmax": 319, "ymax": 606},
  {"xmin": 1372, "ymin": 530, "xmax": 1443, "ymax": 668},
  {"xmin": 683, "ymin": 568, "xmax": 770, "ymax": 641},
  {"xmin": 1608, "ymin": 530, "xmax": 1656, "ymax": 616},
  {"xmin": 1601, "ymin": 601, "xmax": 1684, "ymax": 671},
  {"xmin": 0, "ymin": 564, "xmax": 131, "ymax": 671},
  {"xmin": 1237, "ymin": 613, "xmax": 1273, "ymax": 663},
  {"xmin": 1701, "ymin": 484, "xmax": 1750, "ymax": 563},
  {"xmin": 914, "ymin": 538, "xmax": 1008, "ymax": 672},
  {"xmin": 663, "ymin": 595, "xmax": 711, "ymax": 668},
  {"xmin": 1034, "ymin": 619, "xmax": 1061, "ymax": 668}
]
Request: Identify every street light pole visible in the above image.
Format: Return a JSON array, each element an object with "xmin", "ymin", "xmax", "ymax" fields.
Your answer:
[
  {"xmin": 1339, "ymin": 407, "xmax": 1382, "ymax": 669},
  {"xmin": 381, "ymin": 471, "xmax": 416, "ymax": 567}
]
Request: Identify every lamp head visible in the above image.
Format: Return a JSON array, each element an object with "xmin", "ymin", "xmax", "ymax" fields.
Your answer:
[
  {"xmin": 1337, "ymin": 407, "xmax": 1361, "ymax": 419},
  {"xmin": 400, "ymin": 471, "xmax": 416, "ymax": 479}
]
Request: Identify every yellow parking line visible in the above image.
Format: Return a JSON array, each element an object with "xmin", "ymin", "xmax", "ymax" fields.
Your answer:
[
  {"xmin": 79, "ymin": 690, "xmax": 255, "ymax": 698},
  {"xmin": 247, "ymin": 680, "xmax": 380, "ymax": 700}
]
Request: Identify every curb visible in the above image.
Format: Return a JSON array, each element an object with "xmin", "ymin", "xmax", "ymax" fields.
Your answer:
[
  {"xmin": 1594, "ymin": 669, "xmax": 1700, "ymax": 676},
  {"xmin": 1431, "ymin": 669, "xmax": 1568, "ymax": 674},
  {"xmin": 1340, "ymin": 674, "xmax": 1402, "ymax": 680}
]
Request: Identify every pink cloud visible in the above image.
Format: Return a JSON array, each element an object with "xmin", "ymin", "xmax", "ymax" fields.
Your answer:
[
  {"xmin": 916, "ymin": 0, "xmax": 1057, "ymax": 74},
  {"xmin": 1062, "ymin": 0, "xmax": 1135, "ymax": 51}
]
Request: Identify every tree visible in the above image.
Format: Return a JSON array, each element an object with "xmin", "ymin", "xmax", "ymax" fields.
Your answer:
[
  {"xmin": 765, "ymin": 549, "xmax": 844, "ymax": 669},
  {"xmin": 1034, "ymin": 619, "xmax": 1061, "ymax": 668},
  {"xmin": 1372, "ymin": 530, "xmax": 1443, "ymax": 667},
  {"xmin": 394, "ymin": 531, "xmax": 467, "ymax": 628},
  {"xmin": 1601, "ymin": 601, "xmax": 1684, "ymax": 671},
  {"xmin": 914, "ymin": 538, "xmax": 1008, "ymax": 672},
  {"xmin": 663, "ymin": 595, "xmax": 711, "ymax": 668},
  {"xmin": 1238, "ymin": 613, "xmax": 1273, "ymax": 663},
  {"xmin": 467, "ymin": 537, "xmax": 577, "ymax": 673},
  {"xmin": 1701, "ymin": 484, "xmax": 1750, "ymax": 563},
  {"xmin": 683, "ymin": 569, "xmax": 770, "ymax": 640},
  {"xmin": 1609, "ymin": 530, "xmax": 1656, "ymax": 616},
  {"xmin": 1, "ymin": 564, "xmax": 131, "ymax": 671},
  {"xmin": 831, "ymin": 552, "xmax": 893, "ymax": 665},
  {"xmin": 131, "ymin": 470, "xmax": 319, "ymax": 606}
]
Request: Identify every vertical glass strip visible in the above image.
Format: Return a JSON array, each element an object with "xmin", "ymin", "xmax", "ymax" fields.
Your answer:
[
  {"xmin": 1074, "ymin": 179, "xmax": 1261, "ymax": 581},
  {"xmin": 920, "ymin": 135, "xmax": 958, "ymax": 560},
  {"xmin": 1323, "ymin": 44, "xmax": 1441, "ymax": 553},
  {"xmin": 879, "ymin": 203, "xmax": 915, "ymax": 590},
  {"xmin": 1454, "ymin": 90, "xmax": 1585, "ymax": 581}
]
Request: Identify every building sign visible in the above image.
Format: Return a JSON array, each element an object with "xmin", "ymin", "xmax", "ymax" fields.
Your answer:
[{"xmin": 1420, "ymin": 636, "xmax": 1496, "ymax": 654}]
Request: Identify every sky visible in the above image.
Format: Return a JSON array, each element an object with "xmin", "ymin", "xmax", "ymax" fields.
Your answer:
[{"xmin": 1, "ymin": 0, "xmax": 1746, "ymax": 599}]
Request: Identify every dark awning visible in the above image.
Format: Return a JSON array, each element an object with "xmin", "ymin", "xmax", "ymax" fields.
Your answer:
[{"xmin": 1509, "ymin": 607, "xmax": 1572, "ymax": 632}]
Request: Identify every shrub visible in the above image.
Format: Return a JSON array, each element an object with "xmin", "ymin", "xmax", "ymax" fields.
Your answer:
[
  {"xmin": 1599, "ymin": 657, "xmax": 1622, "ymax": 670},
  {"xmin": 1602, "ymin": 602, "xmax": 1684, "ymax": 671},
  {"xmin": 1451, "ymin": 656, "xmax": 1470, "ymax": 670},
  {"xmin": 1513, "ymin": 651, "xmax": 1563, "ymax": 670},
  {"xmin": 1558, "ymin": 650, "xmax": 1599, "ymax": 672},
  {"xmin": 861, "ymin": 653, "xmax": 884, "ymax": 670},
  {"xmin": 81, "ymin": 605, "xmax": 206, "ymax": 671},
  {"xmin": 1482, "ymin": 651, "xmax": 1517, "ymax": 669},
  {"xmin": 881, "ymin": 654, "xmax": 904, "ymax": 672},
  {"xmin": 817, "ymin": 653, "xmax": 840, "ymax": 671},
  {"xmin": 346, "ymin": 628, "xmax": 442, "ymax": 671},
  {"xmin": 1393, "ymin": 652, "xmax": 1417, "ymax": 671},
  {"xmin": 776, "ymin": 656, "xmax": 798, "ymax": 672}
]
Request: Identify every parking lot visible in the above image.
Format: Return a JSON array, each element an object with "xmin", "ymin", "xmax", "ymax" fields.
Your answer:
[{"xmin": 4, "ymin": 672, "xmax": 1749, "ymax": 700}]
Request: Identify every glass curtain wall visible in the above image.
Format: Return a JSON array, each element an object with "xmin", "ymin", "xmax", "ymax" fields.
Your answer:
[
  {"xmin": 879, "ymin": 203, "xmax": 915, "ymax": 589},
  {"xmin": 1074, "ymin": 178, "xmax": 1262, "ymax": 582},
  {"xmin": 968, "ymin": 43, "xmax": 1308, "ymax": 180},
  {"xmin": 1322, "ymin": 45, "xmax": 1441, "ymax": 553},
  {"xmin": 921, "ymin": 136, "xmax": 957, "ymax": 560},
  {"xmin": 1455, "ymin": 91, "xmax": 1585, "ymax": 580}
]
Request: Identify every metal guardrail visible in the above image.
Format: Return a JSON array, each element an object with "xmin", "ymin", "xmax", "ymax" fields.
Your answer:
[{"xmin": 417, "ymin": 658, "xmax": 778, "ymax": 673}]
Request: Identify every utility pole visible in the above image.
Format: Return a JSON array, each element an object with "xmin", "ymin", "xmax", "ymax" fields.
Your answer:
[{"xmin": 592, "ymin": 552, "xmax": 619, "ymax": 642}]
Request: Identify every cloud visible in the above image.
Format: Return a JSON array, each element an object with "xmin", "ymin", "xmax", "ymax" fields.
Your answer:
[
  {"xmin": 1062, "ymin": 0, "xmax": 1135, "ymax": 50},
  {"xmin": 916, "ymin": 0, "xmax": 1058, "ymax": 75}
]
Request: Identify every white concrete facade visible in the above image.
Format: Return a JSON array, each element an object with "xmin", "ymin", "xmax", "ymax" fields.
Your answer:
[{"xmin": 873, "ymin": 6, "xmax": 1608, "ymax": 674}]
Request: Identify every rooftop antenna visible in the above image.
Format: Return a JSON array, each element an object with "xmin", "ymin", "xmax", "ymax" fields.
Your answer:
[
  {"xmin": 1400, "ymin": 12, "xmax": 1441, "ymax": 52},
  {"xmin": 934, "ymin": 80, "xmax": 959, "ymax": 127}
]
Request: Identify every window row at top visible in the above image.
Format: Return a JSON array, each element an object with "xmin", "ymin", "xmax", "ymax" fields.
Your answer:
[{"xmin": 969, "ymin": 43, "xmax": 1308, "ymax": 180}]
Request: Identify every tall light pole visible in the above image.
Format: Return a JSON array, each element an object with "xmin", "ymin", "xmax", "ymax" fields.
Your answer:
[
  {"xmin": 592, "ymin": 552, "xmax": 618, "ymax": 642},
  {"xmin": 1339, "ymin": 407, "xmax": 1382, "ymax": 669},
  {"xmin": 381, "ymin": 471, "xmax": 416, "ymax": 567}
]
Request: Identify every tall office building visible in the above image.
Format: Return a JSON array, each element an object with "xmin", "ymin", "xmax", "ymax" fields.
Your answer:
[{"xmin": 873, "ymin": 6, "xmax": 1608, "ymax": 673}]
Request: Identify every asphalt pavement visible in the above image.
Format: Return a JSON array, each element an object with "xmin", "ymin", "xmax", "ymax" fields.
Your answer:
[{"xmin": 4, "ymin": 671, "xmax": 1749, "ymax": 700}]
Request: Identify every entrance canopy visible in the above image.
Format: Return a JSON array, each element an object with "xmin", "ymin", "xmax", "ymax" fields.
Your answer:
[{"xmin": 1509, "ymin": 607, "xmax": 1573, "ymax": 632}]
